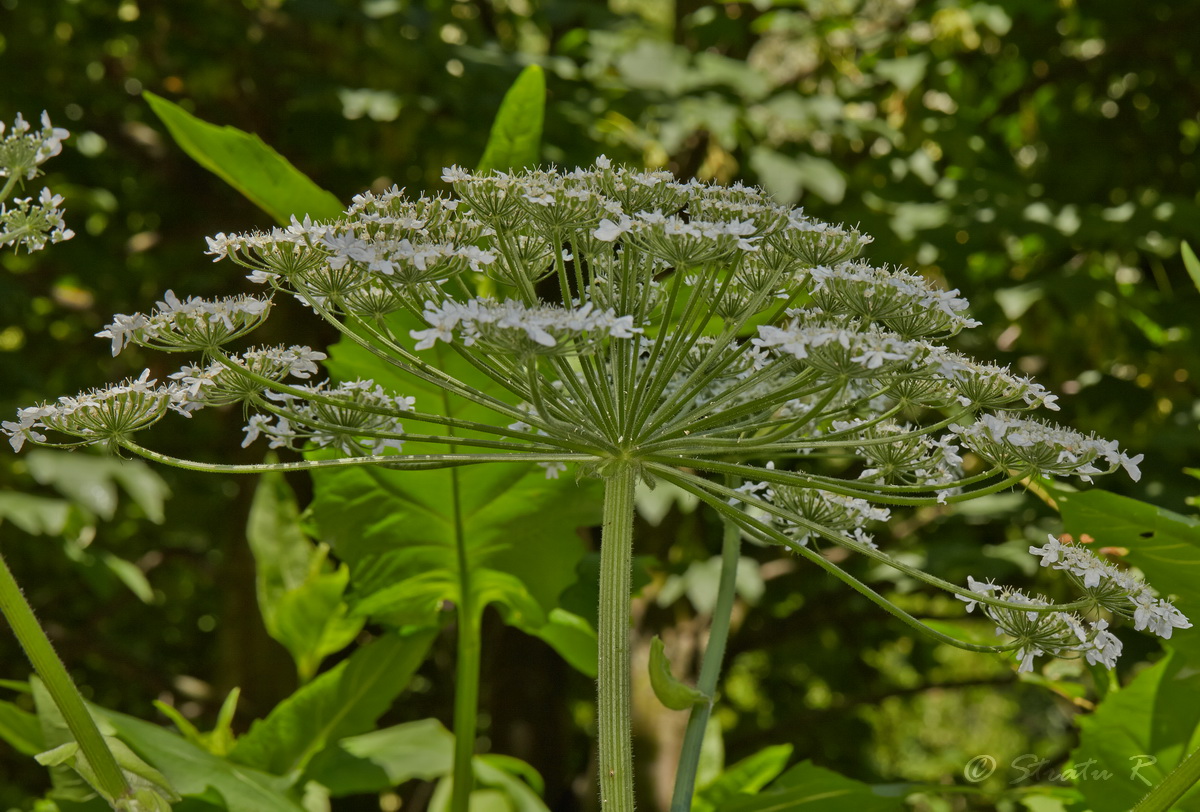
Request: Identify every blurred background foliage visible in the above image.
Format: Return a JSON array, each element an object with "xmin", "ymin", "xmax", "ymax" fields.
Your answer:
[{"xmin": 2, "ymin": 0, "xmax": 1198, "ymax": 809}]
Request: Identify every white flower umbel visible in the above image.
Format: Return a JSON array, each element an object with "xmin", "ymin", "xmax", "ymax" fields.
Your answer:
[
  {"xmin": 11, "ymin": 161, "xmax": 1184, "ymax": 812},
  {"xmin": 96, "ymin": 291, "xmax": 273, "ymax": 355},
  {"xmin": 0, "ymin": 113, "xmax": 73, "ymax": 254}
]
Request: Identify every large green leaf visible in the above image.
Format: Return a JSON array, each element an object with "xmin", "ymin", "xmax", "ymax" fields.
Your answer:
[
  {"xmin": 476, "ymin": 64, "xmax": 545, "ymax": 172},
  {"xmin": 246, "ymin": 466, "xmax": 363, "ymax": 681},
  {"xmin": 716, "ymin": 760, "xmax": 907, "ymax": 812},
  {"xmin": 308, "ymin": 318, "xmax": 602, "ymax": 671},
  {"xmin": 1070, "ymin": 650, "xmax": 1200, "ymax": 811},
  {"xmin": 144, "ymin": 91, "xmax": 343, "ymax": 226},
  {"xmin": 1057, "ymin": 489, "xmax": 1200, "ymax": 657},
  {"xmin": 228, "ymin": 628, "xmax": 435, "ymax": 779}
]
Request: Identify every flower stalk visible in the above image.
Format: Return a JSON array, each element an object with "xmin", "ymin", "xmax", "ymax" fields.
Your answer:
[
  {"xmin": 598, "ymin": 463, "xmax": 637, "ymax": 812},
  {"xmin": 670, "ymin": 485, "xmax": 742, "ymax": 812}
]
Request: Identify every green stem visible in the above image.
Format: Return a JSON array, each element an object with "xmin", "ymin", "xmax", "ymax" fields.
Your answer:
[
  {"xmin": 598, "ymin": 463, "xmax": 637, "ymax": 812},
  {"xmin": 0, "ymin": 550, "xmax": 130, "ymax": 806},
  {"xmin": 670, "ymin": 489, "xmax": 741, "ymax": 812},
  {"xmin": 0, "ymin": 173, "xmax": 20, "ymax": 203},
  {"xmin": 431, "ymin": 364, "xmax": 480, "ymax": 812},
  {"xmin": 1132, "ymin": 744, "xmax": 1200, "ymax": 812},
  {"xmin": 449, "ymin": 464, "xmax": 480, "ymax": 812}
]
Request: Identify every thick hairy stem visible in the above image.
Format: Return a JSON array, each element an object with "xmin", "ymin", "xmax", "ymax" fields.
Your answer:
[
  {"xmin": 598, "ymin": 463, "xmax": 637, "ymax": 812},
  {"xmin": 0, "ymin": 550, "xmax": 130, "ymax": 806},
  {"xmin": 670, "ymin": 499, "xmax": 741, "ymax": 812}
]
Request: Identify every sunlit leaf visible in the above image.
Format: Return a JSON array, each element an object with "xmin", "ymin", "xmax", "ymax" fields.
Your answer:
[
  {"xmin": 1070, "ymin": 650, "xmax": 1200, "ymax": 811},
  {"xmin": 144, "ymin": 91, "xmax": 343, "ymax": 225},
  {"xmin": 229, "ymin": 629, "xmax": 435, "ymax": 778},
  {"xmin": 693, "ymin": 744, "xmax": 793, "ymax": 812},
  {"xmin": 1183, "ymin": 242, "xmax": 1200, "ymax": 294},
  {"xmin": 247, "ymin": 466, "xmax": 364, "ymax": 680},
  {"xmin": 0, "ymin": 699, "xmax": 44, "ymax": 756},
  {"xmin": 476, "ymin": 65, "xmax": 545, "ymax": 173},
  {"xmin": 717, "ymin": 760, "xmax": 907, "ymax": 811}
]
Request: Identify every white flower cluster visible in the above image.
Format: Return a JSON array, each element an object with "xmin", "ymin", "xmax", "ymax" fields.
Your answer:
[
  {"xmin": 924, "ymin": 347, "xmax": 1060, "ymax": 411},
  {"xmin": 951, "ymin": 414, "xmax": 1144, "ymax": 482},
  {"xmin": 411, "ymin": 298, "xmax": 641, "ymax": 354},
  {"xmin": 735, "ymin": 474, "xmax": 891, "ymax": 549},
  {"xmin": 2, "ymin": 371, "xmax": 170, "ymax": 452},
  {"xmin": 208, "ymin": 199, "xmax": 494, "ymax": 305},
  {"xmin": 753, "ymin": 317, "xmax": 920, "ymax": 374},
  {"xmin": 844, "ymin": 422, "xmax": 965, "ymax": 500},
  {"xmin": 0, "ymin": 112, "xmax": 73, "ymax": 254},
  {"xmin": 96, "ymin": 291, "xmax": 273, "ymax": 356},
  {"xmin": 0, "ymin": 112, "xmax": 69, "ymax": 181},
  {"xmin": 960, "ymin": 535, "xmax": 1191, "ymax": 671},
  {"xmin": 1, "ymin": 186, "xmax": 74, "ymax": 254},
  {"xmin": 1028, "ymin": 535, "xmax": 1191, "ymax": 638},
  {"xmin": 168, "ymin": 346, "xmax": 327, "ymax": 413},
  {"xmin": 242, "ymin": 379, "xmax": 415, "ymax": 456},
  {"xmin": 806, "ymin": 261, "xmax": 981, "ymax": 338},
  {"xmin": 958, "ymin": 576, "xmax": 1123, "ymax": 671}
]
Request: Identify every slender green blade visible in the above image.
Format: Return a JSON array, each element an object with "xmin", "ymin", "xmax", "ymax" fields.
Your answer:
[
  {"xmin": 1183, "ymin": 241, "xmax": 1200, "ymax": 294},
  {"xmin": 144, "ymin": 91, "xmax": 343, "ymax": 225}
]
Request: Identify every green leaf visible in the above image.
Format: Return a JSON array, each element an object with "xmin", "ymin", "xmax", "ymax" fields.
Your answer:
[
  {"xmin": 1056, "ymin": 489, "xmax": 1200, "ymax": 658},
  {"xmin": 29, "ymin": 679, "xmax": 182, "ymax": 810},
  {"xmin": 100, "ymin": 710, "xmax": 304, "ymax": 812},
  {"xmin": 306, "ymin": 719, "xmax": 547, "ymax": 811},
  {"xmin": 1070, "ymin": 650, "xmax": 1200, "ymax": 811},
  {"xmin": 716, "ymin": 760, "xmax": 907, "ymax": 812},
  {"xmin": 308, "ymin": 315, "xmax": 602, "ymax": 672},
  {"xmin": 36, "ymin": 738, "xmax": 183, "ymax": 809},
  {"xmin": 99, "ymin": 553, "xmax": 155, "ymax": 604},
  {"xmin": 228, "ymin": 629, "xmax": 435, "ymax": 778},
  {"xmin": 155, "ymin": 687, "xmax": 240, "ymax": 756},
  {"xmin": 746, "ymin": 148, "xmax": 845, "ymax": 204},
  {"xmin": 247, "ymin": 466, "xmax": 363, "ymax": 680},
  {"xmin": 144, "ymin": 91, "xmax": 343, "ymax": 226},
  {"xmin": 30, "ymin": 677, "xmax": 104, "ymax": 803},
  {"xmin": 304, "ymin": 718, "xmax": 454, "ymax": 796},
  {"xmin": 476, "ymin": 65, "xmax": 545, "ymax": 172},
  {"xmin": 693, "ymin": 745, "xmax": 793, "ymax": 812},
  {"xmin": 648, "ymin": 636, "xmax": 708, "ymax": 711},
  {"xmin": 1183, "ymin": 241, "xmax": 1200, "ymax": 294},
  {"xmin": 429, "ymin": 754, "xmax": 551, "ymax": 812},
  {"xmin": 0, "ymin": 698, "xmax": 45, "ymax": 756},
  {"xmin": 873, "ymin": 54, "xmax": 930, "ymax": 93},
  {"xmin": 25, "ymin": 450, "xmax": 170, "ymax": 523},
  {"xmin": 0, "ymin": 492, "xmax": 70, "ymax": 535},
  {"xmin": 526, "ymin": 609, "xmax": 598, "ymax": 679}
]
